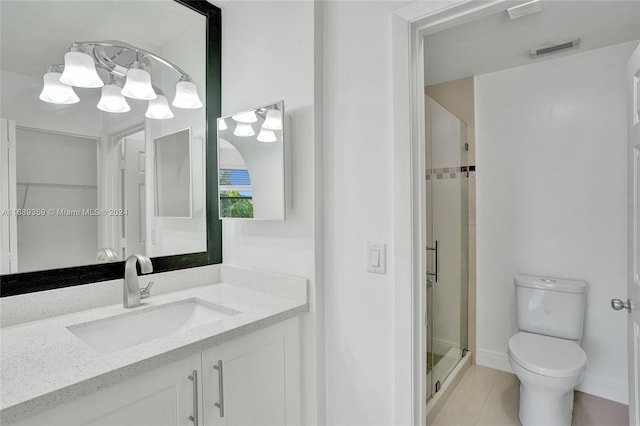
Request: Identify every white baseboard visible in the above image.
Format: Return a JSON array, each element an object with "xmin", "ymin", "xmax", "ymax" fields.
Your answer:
[
  {"xmin": 577, "ymin": 375, "xmax": 628, "ymax": 405},
  {"xmin": 476, "ymin": 349, "xmax": 628, "ymax": 404},
  {"xmin": 476, "ymin": 349, "xmax": 513, "ymax": 373}
]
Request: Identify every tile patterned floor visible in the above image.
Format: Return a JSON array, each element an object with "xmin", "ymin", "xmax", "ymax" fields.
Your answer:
[{"xmin": 431, "ymin": 365, "xmax": 629, "ymax": 426}]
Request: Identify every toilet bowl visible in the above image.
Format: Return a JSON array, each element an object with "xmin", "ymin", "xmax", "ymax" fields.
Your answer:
[
  {"xmin": 508, "ymin": 331, "xmax": 587, "ymax": 426},
  {"xmin": 510, "ymin": 275, "xmax": 588, "ymax": 426}
]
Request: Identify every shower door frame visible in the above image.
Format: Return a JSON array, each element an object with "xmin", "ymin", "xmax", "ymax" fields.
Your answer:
[{"xmin": 390, "ymin": 1, "xmax": 517, "ymax": 424}]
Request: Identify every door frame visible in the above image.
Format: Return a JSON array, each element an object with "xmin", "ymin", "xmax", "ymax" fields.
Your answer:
[
  {"xmin": 390, "ymin": 1, "xmax": 524, "ymax": 424},
  {"xmin": 626, "ymin": 41, "xmax": 640, "ymax": 426}
]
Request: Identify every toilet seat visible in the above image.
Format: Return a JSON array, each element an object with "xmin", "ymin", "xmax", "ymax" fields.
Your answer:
[{"xmin": 508, "ymin": 332, "xmax": 587, "ymax": 378}]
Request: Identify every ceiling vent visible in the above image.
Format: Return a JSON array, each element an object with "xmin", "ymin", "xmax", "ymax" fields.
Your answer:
[{"xmin": 529, "ymin": 38, "xmax": 581, "ymax": 58}]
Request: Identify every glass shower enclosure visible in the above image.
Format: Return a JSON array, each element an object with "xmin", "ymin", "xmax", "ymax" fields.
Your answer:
[{"xmin": 425, "ymin": 94, "xmax": 470, "ymax": 399}]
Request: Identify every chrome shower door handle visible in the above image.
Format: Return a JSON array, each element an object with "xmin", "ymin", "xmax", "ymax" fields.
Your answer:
[
  {"xmin": 427, "ymin": 240, "xmax": 439, "ymax": 283},
  {"xmin": 188, "ymin": 370, "xmax": 199, "ymax": 425},
  {"xmin": 213, "ymin": 360, "xmax": 224, "ymax": 417}
]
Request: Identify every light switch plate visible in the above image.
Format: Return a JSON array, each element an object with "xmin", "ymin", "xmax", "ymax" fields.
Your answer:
[{"xmin": 367, "ymin": 242, "xmax": 386, "ymax": 274}]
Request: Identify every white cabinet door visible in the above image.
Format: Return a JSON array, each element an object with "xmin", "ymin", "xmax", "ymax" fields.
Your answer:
[
  {"xmin": 202, "ymin": 318, "xmax": 301, "ymax": 426},
  {"xmin": 14, "ymin": 354, "xmax": 202, "ymax": 426}
]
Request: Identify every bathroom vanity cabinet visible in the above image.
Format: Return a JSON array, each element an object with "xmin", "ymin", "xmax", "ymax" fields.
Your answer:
[
  {"xmin": 12, "ymin": 318, "xmax": 300, "ymax": 426},
  {"xmin": 202, "ymin": 318, "xmax": 300, "ymax": 425}
]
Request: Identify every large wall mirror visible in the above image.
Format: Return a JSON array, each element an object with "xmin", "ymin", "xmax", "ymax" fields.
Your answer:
[{"xmin": 0, "ymin": 0, "xmax": 222, "ymax": 296}]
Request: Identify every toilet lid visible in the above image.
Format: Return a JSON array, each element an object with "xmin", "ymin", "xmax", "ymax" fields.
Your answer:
[{"xmin": 508, "ymin": 332, "xmax": 587, "ymax": 378}]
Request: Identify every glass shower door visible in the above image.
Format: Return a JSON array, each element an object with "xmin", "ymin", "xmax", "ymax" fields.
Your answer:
[{"xmin": 425, "ymin": 95, "xmax": 469, "ymax": 399}]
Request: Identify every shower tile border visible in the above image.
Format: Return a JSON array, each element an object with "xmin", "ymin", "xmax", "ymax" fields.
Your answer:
[{"xmin": 426, "ymin": 165, "xmax": 476, "ymax": 180}]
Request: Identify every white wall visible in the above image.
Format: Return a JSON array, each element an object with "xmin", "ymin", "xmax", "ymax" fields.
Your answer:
[
  {"xmin": 475, "ymin": 41, "xmax": 635, "ymax": 403},
  {"xmin": 220, "ymin": 3, "xmax": 431, "ymax": 424},
  {"xmin": 323, "ymin": 2, "xmax": 410, "ymax": 424},
  {"xmin": 220, "ymin": 2, "xmax": 322, "ymax": 424}
]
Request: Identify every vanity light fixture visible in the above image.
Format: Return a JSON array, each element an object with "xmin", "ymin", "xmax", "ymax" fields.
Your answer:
[
  {"xmin": 121, "ymin": 61, "xmax": 156, "ymax": 100},
  {"xmin": 145, "ymin": 88, "xmax": 174, "ymax": 120},
  {"xmin": 41, "ymin": 41, "xmax": 203, "ymax": 119},
  {"xmin": 173, "ymin": 76, "xmax": 202, "ymax": 108},
  {"xmin": 39, "ymin": 65, "xmax": 80, "ymax": 105},
  {"xmin": 234, "ymin": 122, "xmax": 255, "ymax": 137},
  {"xmin": 261, "ymin": 109, "xmax": 282, "ymax": 130},
  {"xmin": 232, "ymin": 110, "xmax": 258, "ymax": 123},
  {"xmin": 97, "ymin": 76, "xmax": 130, "ymax": 113},
  {"xmin": 257, "ymin": 128, "xmax": 277, "ymax": 143},
  {"xmin": 226, "ymin": 103, "xmax": 283, "ymax": 139},
  {"xmin": 60, "ymin": 49, "xmax": 104, "ymax": 88}
]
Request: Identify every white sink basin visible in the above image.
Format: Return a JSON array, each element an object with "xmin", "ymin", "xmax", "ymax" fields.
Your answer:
[{"xmin": 67, "ymin": 298, "xmax": 239, "ymax": 354}]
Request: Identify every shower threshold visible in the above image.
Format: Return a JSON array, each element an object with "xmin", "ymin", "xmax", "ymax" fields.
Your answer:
[{"xmin": 426, "ymin": 351, "xmax": 472, "ymax": 424}]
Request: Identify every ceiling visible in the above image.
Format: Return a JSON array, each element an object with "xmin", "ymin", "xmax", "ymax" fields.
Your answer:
[
  {"xmin": 424, "ymin": 0, "xmax": 640, "ymax": 86},
  {"xmin": 0, "ymin": 0, "xmax": 204, "ymax": 79}
]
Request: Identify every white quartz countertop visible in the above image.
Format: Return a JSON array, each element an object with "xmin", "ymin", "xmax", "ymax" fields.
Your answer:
[{"xmin": 0, "ymin": 280, "xmax": 308, "ymax": 424}]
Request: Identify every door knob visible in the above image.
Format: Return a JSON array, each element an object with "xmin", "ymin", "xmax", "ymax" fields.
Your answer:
[{"xmin": 611, "ymin": 298, "xmax": 632, "ymax": 312}]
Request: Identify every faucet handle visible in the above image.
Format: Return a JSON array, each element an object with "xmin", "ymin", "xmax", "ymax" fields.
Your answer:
[{"xmin": 140, "ymin": 282, "xmax": 154, "ymax": 299}]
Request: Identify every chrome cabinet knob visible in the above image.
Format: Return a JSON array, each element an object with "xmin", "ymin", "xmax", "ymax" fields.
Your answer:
[{"xmin": 611, "ymin": 298, "xmax": 632, "ymax": 312}]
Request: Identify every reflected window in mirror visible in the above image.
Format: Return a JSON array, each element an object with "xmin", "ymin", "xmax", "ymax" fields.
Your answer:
[{"xmin": 0, "ymin": 0, "xmax": 221, "ymax": 296}]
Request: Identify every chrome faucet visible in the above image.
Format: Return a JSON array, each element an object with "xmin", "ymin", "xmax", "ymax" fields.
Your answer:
[
  {"xmin": 123, "ymin": 254, "xmax": 154, "ymax": 308},
  {"xmin": 96, "ymin": 247, "xmax": 118, "ymax": 262}
]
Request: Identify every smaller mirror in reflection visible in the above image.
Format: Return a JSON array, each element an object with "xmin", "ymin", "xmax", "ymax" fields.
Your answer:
[
  {"xmin": 154, "ymin": 128, "xmax": 192, "ymax": 218},
  {"xmin": 217, "ymin": 101, "xmax": 285, "ymax": 220}
]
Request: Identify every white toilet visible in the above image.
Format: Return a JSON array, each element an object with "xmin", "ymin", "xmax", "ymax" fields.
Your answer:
[{"xmin": 508, "ymin": 274, "xmax": 588, "ymax": 426}]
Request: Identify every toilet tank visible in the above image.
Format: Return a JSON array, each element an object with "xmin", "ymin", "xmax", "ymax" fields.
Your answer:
[{"xmin": 515, "ymin": 275, "xmax": 586, "ymax": 340}]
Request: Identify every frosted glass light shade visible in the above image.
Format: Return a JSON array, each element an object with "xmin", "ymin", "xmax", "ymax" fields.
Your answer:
[
  {"xmin": 173, "ymin": 80, "xmax": 203, "ymax": 109},
  {"xmin": 97, "ymin": 83, "xmax": 130, "ymax": 113},
  {"xmin": 262, "ymin": 109, "xmax": 282, "ymax": 130},
  {"xmin": 60, "ymin": 51, "xmax": 104, "ymax": 88},
  {"xmin": 145, "ymin": 95, "xmax": 174, "ymax": 120},
  {"xmin": 234, "ymin": 122, "xmax": 255, "ymax": 137},
  {"xmin": 121, "ymin": 68, "xmax": 156, "ymax": 100},
  {"xmin": 39, "ymin": 72, "xmax": 80, "ymax": 104},
  {"xmin": 218, "ymin": 118, "xmax": 228, "ymax": 131},
  {"xmin": 257, "ymin": 129, "xmax": 277, "ymax": 143},
  {"xmin": 232, "ymin": 110, "xmax": 258, "ymax": 123}
]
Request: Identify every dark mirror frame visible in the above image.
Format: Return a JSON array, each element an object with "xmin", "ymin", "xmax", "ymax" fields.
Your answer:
[{"xmin": 0, "ymin": 0, "xmax": 222, "ymax": 297}]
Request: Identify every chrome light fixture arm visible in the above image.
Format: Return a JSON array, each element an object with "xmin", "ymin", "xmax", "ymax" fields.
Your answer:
[
  {"xmin": 41, "ymin": 39, "xmax": 202, "ymax": 112},
  {"xmin": 70, "ymin": 41, "xmax": 193, "ymax": 81}
]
